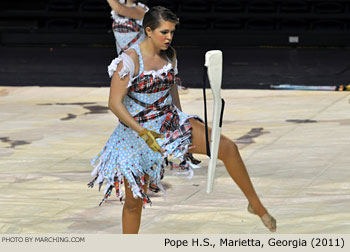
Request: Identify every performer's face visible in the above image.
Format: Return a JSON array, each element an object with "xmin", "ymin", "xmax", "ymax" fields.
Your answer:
[{"xmin": 149, "ymin": 21, "xmax": 176, "ymax": 50}]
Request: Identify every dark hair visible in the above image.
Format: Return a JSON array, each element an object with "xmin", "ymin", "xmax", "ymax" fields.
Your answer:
[{"xmin": 143, "ymin": 6, "xmax": 179, "ymax": 65}]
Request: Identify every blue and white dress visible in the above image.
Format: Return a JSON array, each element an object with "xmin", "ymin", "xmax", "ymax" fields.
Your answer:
[
  {"xmin": 111, "ymin": 0, "xmax": 148, "ymax": 54},
  {"xmin": 89, "ymin": 44, "xmax": 202, "ymax": 206}
]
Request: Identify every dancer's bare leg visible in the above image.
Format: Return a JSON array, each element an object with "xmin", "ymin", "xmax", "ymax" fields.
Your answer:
[
  {"xmin": 188, "ymin": 119, "xmax": 276, "ymax": 231},
  {"xmin": 122, "ymin": 175, "xmax": 149, "ymax": 234}
]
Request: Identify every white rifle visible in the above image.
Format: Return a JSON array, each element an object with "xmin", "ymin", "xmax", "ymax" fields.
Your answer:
[{"xmin": 203, "ymin": 50, "xmax": 225, "ymax": 193}]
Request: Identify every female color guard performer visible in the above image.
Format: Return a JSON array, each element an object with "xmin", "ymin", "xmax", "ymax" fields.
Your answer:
[
  {"xmin": 106, "ymin": 0, "xmax": 149, "ymax": 54},
  {"xmin": 89, "ymin": 6, "xmax": 277, "ymax": 234}
]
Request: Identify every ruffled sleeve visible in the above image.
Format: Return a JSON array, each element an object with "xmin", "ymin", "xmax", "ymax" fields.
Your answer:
[
  {"xmin": 137, "ymin": 2, "xmax": 149, "ymax": 12},
  {"xmin": 110, "ymin": 1, "xmax": 148, "ymax": 23},
  {"xmin": 107, "ymin": 53, "xmax": 135, "ymax": 88}
]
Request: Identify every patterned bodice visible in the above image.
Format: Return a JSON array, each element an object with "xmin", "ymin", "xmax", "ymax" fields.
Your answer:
[{"xmin": 124, "ymin": 45, "xmax": 182, "ymax": 135}]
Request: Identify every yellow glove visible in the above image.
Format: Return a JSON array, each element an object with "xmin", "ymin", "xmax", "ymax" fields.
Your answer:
[{"xmin": 138, "ymin": 129, "xmax": 164, "ymax": 153}]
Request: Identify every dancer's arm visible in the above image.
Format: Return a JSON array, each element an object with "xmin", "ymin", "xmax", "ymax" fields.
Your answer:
[
  {"xmin": 108, "ymin": 52, "xmax": 164, "ymax": 152},
  {"xmin": 108, "ymin": 53, "xmax": 144, "ymax": 133},
  {"xmin": 106, "ymin": 0, "xmax": 147, "ymax": 20},
  {"xmin": 170, "ymin": 84, "xmax": 182, "ymax": 112},
  {"xmin": 170, "ymin": 56, "xmax": 183, "ymax": 111}
]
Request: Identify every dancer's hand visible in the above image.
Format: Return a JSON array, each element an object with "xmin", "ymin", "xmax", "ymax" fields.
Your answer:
[{"xmin": 138, "ymin": 129, "xmax": 164, "ymax": 153}]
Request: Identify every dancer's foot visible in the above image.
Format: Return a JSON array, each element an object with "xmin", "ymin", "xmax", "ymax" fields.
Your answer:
[{"xmin": 247, "ymin": 203, "xmax": 277, "ymax": 232}]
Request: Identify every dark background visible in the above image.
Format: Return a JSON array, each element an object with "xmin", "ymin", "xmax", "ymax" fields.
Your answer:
[{"xmin": 1, "ymin": 0, "xmax": 350, "ymax": 89}]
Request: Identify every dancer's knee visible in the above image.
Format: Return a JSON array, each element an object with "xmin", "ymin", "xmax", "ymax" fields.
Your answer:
[{"xmin": 218, "ymin": 136, "xmax": 239, "ymax": 160}]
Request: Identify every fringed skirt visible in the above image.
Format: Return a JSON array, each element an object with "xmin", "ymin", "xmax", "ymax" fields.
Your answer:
[{"xmin": 88, "ymin": 109, "xmax": 202, "ymax": 206}]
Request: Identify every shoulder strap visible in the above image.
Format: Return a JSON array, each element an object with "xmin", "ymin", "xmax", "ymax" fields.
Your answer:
[{"xmin": 134, "ymin": 44, "xmax": 144, "ymax": 75}]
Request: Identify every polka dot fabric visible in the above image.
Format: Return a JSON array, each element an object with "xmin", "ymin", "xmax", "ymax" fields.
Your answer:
[
  {"xmin": 89, "ymin": 44, "xmax": 202, "ymax": 206},
  {"xmin": 111, "ymin": 1, "xmax": 148, "ymax": 55}
]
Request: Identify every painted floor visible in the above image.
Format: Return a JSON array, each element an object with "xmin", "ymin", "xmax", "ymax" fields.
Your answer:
[{"xmin": 0, "ymin": 86, "xmax": 350, "ymax": 234}]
